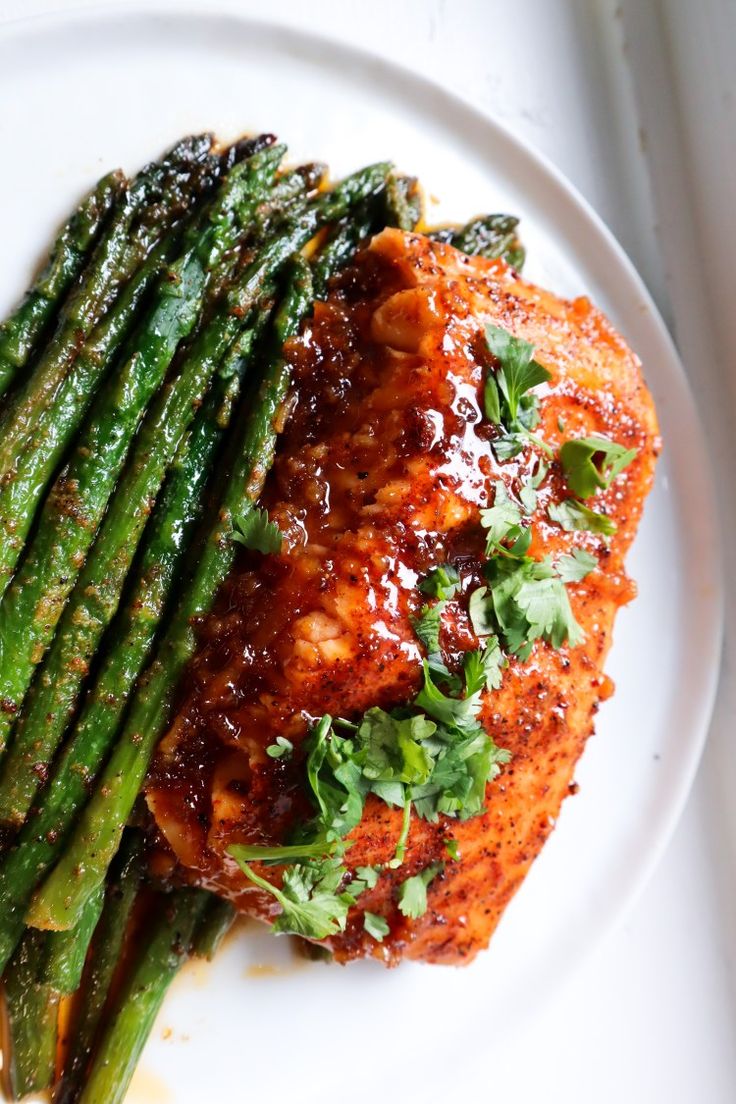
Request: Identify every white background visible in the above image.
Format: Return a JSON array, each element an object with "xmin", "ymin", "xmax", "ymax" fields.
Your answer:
[{"xmin": 1, "ymin": 1, "xmax": 734, "ymax": 1101}]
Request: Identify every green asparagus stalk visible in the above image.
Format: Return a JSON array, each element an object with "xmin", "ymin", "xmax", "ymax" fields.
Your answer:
[
  {"xmin": 39, "ymin": 884, "xmax": 104, "ymax": 994},
  {"xmin": 52, "ymin": 834, "xmax": 145, "ymax": 1104},
  {"xmin": 312, "ymin": 204, "xmax": 380, "ymax": 298},
  {"xmin": 0, "ymin": 144, "xmax": 285, "ymax": 756},
  {"xmin": 27, "ymin": 256, "xmax": 317, "ymax": 931},
  {"xmin": 0, "ymin": 316, "xmax": 270, "ymax": 972},
  {"xmin": 75, "ymin": 889, "xmax": 209, "ymax": 1104},
  {"xmin": 192, "ymin": 897, "xmax": 237, "ymax": 960},
  {"xmin": 0, "ymin": 301, "xmax": 276, "ymax": 828},
  {"xmin": 0, "ymin": 135, "xmax": 217, "ymax": 480},
  {"xmin": 0, "ymin": 171, "xmax": 123, "ymax": 399},
  {"xmin": 0, "ymin": 140, "xmax": 226, "ymax": 595},
  {"xmin": 383, "ymin": 172, "xmax": 422, "ymax": 231},
  {"xmin": 2, "ymin": 929, "xmax": 59, "ymax": 1098},
  {"xmin": 429, "ymin": 212, "xmax": 525, "ymax": 268}
]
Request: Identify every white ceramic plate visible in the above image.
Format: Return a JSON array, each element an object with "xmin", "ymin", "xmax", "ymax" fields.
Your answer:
[{"xmin": 0, "ymin": 8, "xmax": 722, "ymax": 1103}]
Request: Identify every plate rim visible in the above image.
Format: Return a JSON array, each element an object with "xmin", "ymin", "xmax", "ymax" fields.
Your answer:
[{"xmin": 0, "ymin": 0, "xmax": 725, "ymax": 1014}]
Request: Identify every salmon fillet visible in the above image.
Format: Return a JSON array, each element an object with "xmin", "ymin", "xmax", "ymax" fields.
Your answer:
[{"xmin": 146, "ymin": 227, "xmax": 659, "ymax": 965}]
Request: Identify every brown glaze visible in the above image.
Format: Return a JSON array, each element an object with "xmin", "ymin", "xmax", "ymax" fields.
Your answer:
[{"xmin": 146, "ymin": 228, "xmax": 659, "ymax": 965}]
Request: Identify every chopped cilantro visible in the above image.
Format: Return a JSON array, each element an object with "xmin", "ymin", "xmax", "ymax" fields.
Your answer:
[
  {"xmin": 352, "ymin": 866, "xmax": 380, "ymax": 893},
  {"xmin": 474, "ymin": 553, "xmax": 585, "ymax": 659},
  {"xmin": 411, "ymin": 602, "xmax": 444, "ymax": 660},
  {"xmin": 444, "ymin": 838, "xmax": 460, "ymax": 861},
  {"xmin": 232, "ymin": 856, "xmax": 354, "ymax": 940},
  {"xmin": 519, "ymin": 482, "xmax": 537, "ymax": 515},
  {"xmin": 364, "ymin": 912, "xmax": 390, "ymax": 942},
  {"xmin": 231, "ymin": 506, "xmax": 283, "ymax": 554},
  {"xmin": 419, "ymin": 564, "xmax": 461, "ymax": 600},
  {"xmin": 480, "ymin": 482, "xmax": 524, "ymax": 553},
  {"xmin": 484, "ymin": 324, "xmax": 552, "ymax": 423},
  {"xmin": 560, "ymin": 435, "xmax": 637, "ymax": 498},
  {"xmin": 411, "ymin": 601, "xmax": 459, "ymax": 688},
  {"xmin": 397, "ymin": 863, "xmax": 444, "ymax": 919},
  {"xmin": 548, "ymin": 498, "xmax": 617, "ymax": 536},
  {"xmin": 519, "ymin": 459, "xmax": 549, "ymax": 514},
  {"xmin": 266, "ymin": 736, "xmax": 294, "ymax": 759},
  {"xmin": 463, "ymin": 640, "xmax": 505, "ymax": 692},
  {"xmin": 555, "ymin": 548, "xmax": 598, "ymax": 582},
  {"xmin": 483, "ymin": 324, "xmax": 552, "ymax": 457}
]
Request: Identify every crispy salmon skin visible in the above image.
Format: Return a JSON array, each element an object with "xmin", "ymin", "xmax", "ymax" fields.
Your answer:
[{"xmin": 146, "ymin": 227, "xmax": 659, "ymax": 965}]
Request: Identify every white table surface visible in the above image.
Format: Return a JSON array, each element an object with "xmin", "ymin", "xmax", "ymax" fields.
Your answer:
[{"xmin": 1, "ymin": 1, "xmax": 734, "ymax": 1100}]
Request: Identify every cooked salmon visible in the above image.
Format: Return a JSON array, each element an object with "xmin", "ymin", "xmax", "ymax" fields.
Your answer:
[{"xmin": 146, "ymin": 227, "xmax": 659, "ymax": 965}]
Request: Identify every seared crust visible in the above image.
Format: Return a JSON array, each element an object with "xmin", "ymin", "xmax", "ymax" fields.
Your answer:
[{"xmin": 146, "ymin": 228, "xmax": 659, "ymax": 965}]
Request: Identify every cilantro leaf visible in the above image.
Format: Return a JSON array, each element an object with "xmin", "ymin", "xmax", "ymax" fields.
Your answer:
[
  {"xmin": 444, "ymin": 838, "xmax": 460, "ymax": 861},
  {"xmin": 548, "ymin": 498, "xmax": 617, "ymax": 536},
  {"xmin": 411, "ymin": 602, "xmax": 444, "ymax": 660},
  {"xmin": 364, "ymin": 912, "xmax": 390, "ymax": 942},
  {"xmin": 231, "ymin": 507, "xmax": 283, "ymax": 554},
  {"xmin": 352, "ymin": 866, "xmax": 380, "ymax": 893},
  {"xmin": 411, "ymin": 601, "xmax": 459, "ymax": 687},
  {"xmin": 479, "ymin": 553, "xmax": 585, "ymax": 658},
  {"xmin": 555, "ymin": 548, "xmax": 598, "ymax": 582},
  {"xmin": 480, "ymin": 482, "xmax": 524, "ymax": 553},
  {"xmin": 514, "ymin": 567, "xmax": 584, "ymax": 651},
  {"xmin": 463, "ymin": 639, "xmax": 505, "ymax": 692},
  {"xmin": 358, "ymin": 709, "xmax": 435, "ymax": 788},
  {"xmin": 397, "ymin": 862, "xmax": 444, "ymax": 919},
  {"xmin": 519, "ymin": 459, "xmax": 549, "ymax": 514},
  {"xmin": 232, "ymin": 856, "xmax": 353, "ymax": 940},
  {"xmin": 266, "ymin": 736, "xmax": 293, "ymax": 759},
  {"xmin": 415, "ymin": 661, "xmax": 483, "ymax": 731},
  {"xmin": 484, "ymin": 324, "xmax": 552, "ymax": 424},
  {"xmin": 560, "ymin": 435, "xmax": 637, "ymax": 498},
  {"xmin": 419, "ymin": 564, "xmax": 461, "ymax": 600}
]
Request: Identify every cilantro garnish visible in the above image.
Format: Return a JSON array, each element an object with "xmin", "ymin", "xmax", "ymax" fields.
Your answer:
[
  {"xmin": 480, "ymin": 482, "xmax": 526, "ymax": 555},
  {"xmin": 463, "ymin": 638, "xmax": 505, "ymax": 692},
  {"xmin": 444, "ymin": 838, "xmax": 460, "ymax": 861},
  {"xmin": 560, "ymin": 435, "xmax": 636, "ymax": 498},
  {"xmin": 555, "ymin": 548, "xmax": 598, "ymax": 582},
  {"xmin": 519, "ymin": 459, "xmax": 548, "ymax": 514},
  {"xmin": 397, "ymin": 862, "xmax": 444, "ymax": 919},
  {"xmin": 411, "ymin": 603, "xmax": 455, "ymax": 684},
  {"xmin": 266, "ymin": 736, "xmax": 293, "ymax": 759},
  {"xmin": 547, "ymin": 498, "xmax": 616, "ymax": 536},
  {"xmin": 232, "ymin": 856, "xmax": 355, "ymax": 940},
  {"xmin": 483, "ymin": 324, "xmax": 552, "ymax": 458},
  {"xmin": 352, "ymin": 866, "xmax": 380, "ymax": 893},
  {"xmin": 231, "ymin": 506, "xmax": 283, "ymax": 554},
  {"xmin": 472, "ymin": 553, "xmax": 584, "ymax": 660},
  {"xmin": 419, "ymin": 564, "xmax": 461, "ymax": 600},
  {"xmin": 363, "ymin": 912, "xmax": 390, "ymax": 942}
]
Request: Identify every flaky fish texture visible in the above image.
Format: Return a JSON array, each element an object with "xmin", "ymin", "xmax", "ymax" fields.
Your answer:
[{"xmin": 146, "ymin": 227, "xmax": 659, "ymax": 965}]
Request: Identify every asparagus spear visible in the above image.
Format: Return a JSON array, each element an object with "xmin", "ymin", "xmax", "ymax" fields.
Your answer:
[
  {"xmin": 192, "ymin": 897, "xmax": 237, "ymax": 960},
  {"xmin": 0, "ymin": 316, "xmax": 269, "ymax": 972},
  {"xmin": 0, "ymin": 144, "xmax": 285, "ymax": 756},
  {"xmin": 312, "ymin": 203, "xmax": 380, "ymax": 298},
  {"xmin": 2, "ymin": 928, "xmax": 59, "ymax": 1098},
  {"xmin": 0, "ymin": 135, "xmax": 217, "ymax": 480},
  {"xmin": 429, "ymin": 212, "xmax": 525, "ymax": 267},
  {"xmin": 0, "ymin": 171, "xmax": 123, "ymax": 399},
  {"xmin": 39, "ymin": 883, "xmax": 104, "ymax": 994},
  {"xmin": 0, "ymin": 140, "xmax": 225, "ymax": 594},
  {"xmin": 0, "ymin": 300, "xmax": 276, "ymax": 827},
  {"xmin": 27, "ymin": 255, "xmax": 317, "ymax": 931},
  {"xmin": 53, "ymin": 834, "xmax": 145, "ymax": 1104},
  {"xmin": 75, "ymin": 889, "xmax": 209, "ymax": 1104},
  {"xmin": 384, "ymin": 172, "xmax": 422, "ymax": 231}
]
